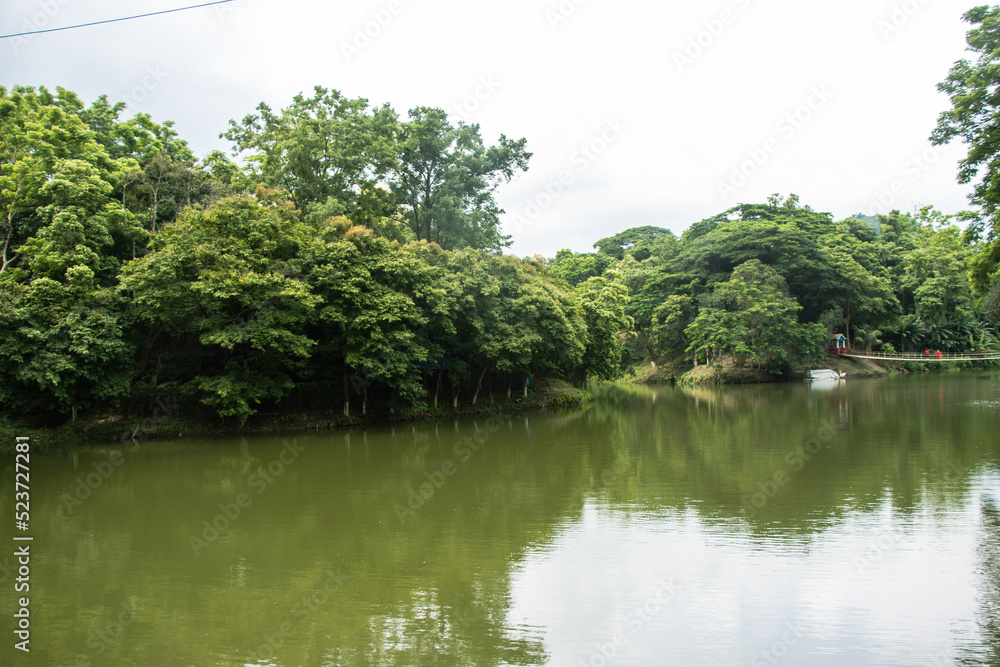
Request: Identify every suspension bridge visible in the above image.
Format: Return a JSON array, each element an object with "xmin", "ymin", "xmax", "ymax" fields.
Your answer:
[{"xmin": 836, "ymin": 350, "xmax": 1000, "ymax": 362}]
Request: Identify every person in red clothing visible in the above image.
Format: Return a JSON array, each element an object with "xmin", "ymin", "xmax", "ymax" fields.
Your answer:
[{"xmin": 937, "ymin": 350, "xmax": 942, "ymax": 360}]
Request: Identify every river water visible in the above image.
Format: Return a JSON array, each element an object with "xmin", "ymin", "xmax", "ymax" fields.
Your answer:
[{"xmin": 4, "ymin": 372, "xmax": 1000, "ymax": 666}]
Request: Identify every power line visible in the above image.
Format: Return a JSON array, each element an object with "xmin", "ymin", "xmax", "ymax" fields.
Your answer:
[{"xmin": 0, "ymin": 0, "xmax": 237, "ymax": 40}]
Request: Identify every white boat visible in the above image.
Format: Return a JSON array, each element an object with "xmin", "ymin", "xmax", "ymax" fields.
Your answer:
[{"xmin": 807, "ymin": 369, "xmax": 846, "ymax": 381}]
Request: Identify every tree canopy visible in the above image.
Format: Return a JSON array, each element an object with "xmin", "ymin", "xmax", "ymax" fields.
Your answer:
[{"xmin": 1, "ymin": 81, "xmax": 997, "ymax": 427}]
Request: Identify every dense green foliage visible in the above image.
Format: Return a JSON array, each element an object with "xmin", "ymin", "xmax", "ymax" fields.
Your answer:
[
  {"xmin": 0, "ymin": 85, "xmax": 627, "ymax": 424},
  {"xmin": 932, "ymin": 4, "xmax": 1000, "ymax": 337},
  {"xmin": 582, "ymin": 199, "xmax": 997, "ymax": 371},
  {"xmin": 5, "ymin": 40, "xmax": 1000, "ymax": 427}
]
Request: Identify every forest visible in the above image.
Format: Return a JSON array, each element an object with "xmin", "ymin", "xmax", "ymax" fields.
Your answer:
[
  {"xmin": 0, "ymin": 85, "xmax": 630, "ymax": 425},
  {"xmin": 3, "ymin": 6, "xmax": 1000, "ymax": 427}
]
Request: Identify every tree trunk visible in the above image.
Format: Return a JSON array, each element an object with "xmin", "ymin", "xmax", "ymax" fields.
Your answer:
[
  {"xmin": 433, "ymin": 366, "xmax": 442, "ymax": 409},
  {"xmin": 472, "ymin": 367, "xmax": 488, "ymax": 405},
  {"xmin": 342, "ymin": 372, "xmax": 350, "ymax": 418},
  {"xmin": 412, "ymin": 205, "xmax": 422, "ymax": 241},
  {"xmin": 423, "ymin": 176, "xmax": 434, "ymax": 241},
  {"xmin": 0, "ymin": 222, "xmax": 12, "ymax": 274}
]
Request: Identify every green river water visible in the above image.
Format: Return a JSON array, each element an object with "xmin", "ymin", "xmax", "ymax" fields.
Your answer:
[{"xmin": 3, "ymin": 371, "xmax": 1000, "ymax": 666}]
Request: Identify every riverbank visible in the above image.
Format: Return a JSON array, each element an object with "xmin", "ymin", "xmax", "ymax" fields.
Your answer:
[
  {"xmin": 0, "ymin": 378, "xmax": 593, "ymax": 449},
  {"xmin": 633, "ymin": 354, "xmax": 997, "ymax": 385}
]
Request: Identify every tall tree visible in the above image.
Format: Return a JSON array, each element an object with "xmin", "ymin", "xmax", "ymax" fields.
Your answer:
[
  {"xmin": 222, "ymin": 86, "xmax": 399, "ymax": 225},
  {"xmin": 575, "ymin": 271, "xmax": 633, "ymax": 380},
  {"xmin": 392, "ymin": 107, "xmax": 530, "ymax": 251},
  {"xmin": 932, "ymin": 5, "xmax": 1000, "ymax": 229},
  {"xmin": 0, "ymin": 86, "xmax": 125, "ymax": 276}
]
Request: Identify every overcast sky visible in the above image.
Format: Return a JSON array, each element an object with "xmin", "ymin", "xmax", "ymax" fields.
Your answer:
[{"xmin": 1, "ymin": 0, "xmax": 981, "ymax": 257}]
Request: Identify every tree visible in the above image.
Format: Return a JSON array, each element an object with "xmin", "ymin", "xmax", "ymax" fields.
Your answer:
[
  {"xmin": 74, "ymin": 99, "xmax": 212, "ymax": 234},
  {"xmin": 549, "ymin": 249, "xmax": 615, "ymax": 286},
  {"xmin": 575, "ymin": 272, "xmax": 633, "ymax": 381},
  {"xmin": 819, "ymin": 244, "xmax": 897, "ymax": 347},
  {"xmin": 392, "ymin": 107, "xmax": 530, "ymax": 251},
  {"xmin": 713, "ymin": 261, "xmax": 805, "ymax": 369},
  {"xmin": 885, "ymin": 313, "xmax": 927, "ymax": 353},
  {"xmin": 119, "ymin": 191, "xmax": 319, "ymax": 424},
  {"xmin": 902, "ymin": 222, "xmax": 974, "ymax": 320},
  {"xmin": 852, "ymin": 326, "xmax": 883, "ymax": 353},
  {"xmin": 0, "ymin": 266, "xmax": 131, "ymax": 420},
  {"xmin": 649, "ymin": 295, "xmax": 695, "ymax": 363},
  {"xmin": 593, "ymin": 226, "xmax": 677, "ymax": 261},
  {"xmin": 684, "ymin": 260, "xmax": 823, "ymax": 371},
  {"xmin": 667, "ymin": 213, "xmax": 833, "ymax": 320},
  {"xmin": 17, "ymin": 159, "xmax": 120, "ymax": 282},
  {"xmin": 685, "ymin": 308, "xmax": 739, "ymax": 366},
  {"xmin": 932, "ymin": 5, "xmax": 1000, "ymax": 229},
  {"xmin": 304, "ymin": 220, "xmax": 436, "ymax": 416},
  {"xmin": 0, "ymin": 86, "xmax": 123, "ymax": 276},
  {"xmin": 222, "ymin": 87, "xmax": 399, "ymax": 225},
  {"xmin": 519, "ymin": 270, "xmax": 587, "ymax": 382}
]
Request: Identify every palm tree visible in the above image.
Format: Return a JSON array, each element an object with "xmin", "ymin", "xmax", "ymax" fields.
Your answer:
[
  {"xmin": 925, "ymin": 316, "xmax": 958, "ymax": 353},
  {"xmin": 888, "ymin": 314, "xmax": 926, "ymax": 353},
  {"xmin": 852, "ymin": 326, "xmax": 883, "ymax": 353}
]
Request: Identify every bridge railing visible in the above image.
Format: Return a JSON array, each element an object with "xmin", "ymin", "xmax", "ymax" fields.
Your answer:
[{"xmin": 838, "ymin": 349, "xmax": 1000, "ymax": 361}]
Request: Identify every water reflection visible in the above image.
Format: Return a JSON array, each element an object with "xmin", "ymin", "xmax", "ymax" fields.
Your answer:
[{"xmin": 4, "ymin": 372, "xmax": 1000, "ymax": 666}]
